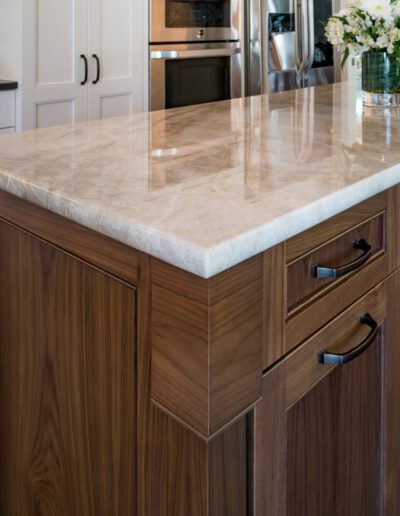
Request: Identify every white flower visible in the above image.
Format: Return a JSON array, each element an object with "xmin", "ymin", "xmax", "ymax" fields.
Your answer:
[
  {"xmin": 344, "ymin": 24, "xmax": 353, "ymax": 33},
  {"xmin": 393, "ymin": 27, "xmax": 400, "ymax": 40},
  {"xmin": 356, "ymin": 33, "xmax": 376, "ymax": 47},
  {"xmin": 347, "ymin": 42, "xmax": 365, "ymax": 55},
  {"xmin": 364, "ymin": 15, "xmax": 373, "ymax": 28},
  {"xmin": 339, "ymin": 7, "xmax": 355, "ymax": 16},
  {"xmin": 383, "ymin": 18, "xmax": 395, "ymax": 30},
  {"xmin": 376, "ymin": 33, "xmax": 390, "ymax": 47},
  {"xmin": 328, "ymin": 2, "xmax": 400, "ymax": 59},
  {"xmin": 392, "ymin": 2, "xmax": 400, "ymax": 18},
  {"xmin": 363, "ymin": 0, "xmax": 393, "ymax": 20},
  {"xmin": 325, "ymin": 18, "xmax": 345, "ymax": 46}
]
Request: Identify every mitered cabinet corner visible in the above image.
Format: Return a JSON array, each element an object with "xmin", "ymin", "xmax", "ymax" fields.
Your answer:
[{"xmin": 2, "ymin": 185, "xmax": 400, "ymax": 515}]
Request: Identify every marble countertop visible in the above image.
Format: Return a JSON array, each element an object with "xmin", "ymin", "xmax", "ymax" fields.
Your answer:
[{"xmin": 0, "ymin": 82, "xmax": 400, "ymax": 278}]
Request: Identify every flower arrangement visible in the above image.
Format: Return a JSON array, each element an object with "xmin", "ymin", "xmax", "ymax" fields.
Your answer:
[{"xmin": 325, "ymin": 1, "xmax": 400, "ymax": 67}]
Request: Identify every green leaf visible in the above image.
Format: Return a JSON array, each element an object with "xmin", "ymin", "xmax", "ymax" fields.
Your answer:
[
  {"xmin": 341, "ymin": 47, "xmax": 350, "ymax": 70},
  {"xmin": 355, "ymin": 9, "xmax": 366, "ymax": 20}
]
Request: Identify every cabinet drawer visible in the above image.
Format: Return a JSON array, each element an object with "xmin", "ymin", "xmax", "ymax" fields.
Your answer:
[
  {"xmin": 283, "ymin": 191, "xmax": 395, "ymax": 354},
  {"xmin": 287, "ymin": 212, "xmax": 385, "ymax": 312},
  {"xmin": 285, "ymin": 280, "xmax": 387, "ymax": 407},
  {"xmin": 0, "ymin": 91, "xmax": 16, "ymax": 129}
]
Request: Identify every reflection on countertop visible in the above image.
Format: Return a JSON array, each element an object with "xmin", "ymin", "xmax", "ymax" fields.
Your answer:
[{"xmin": 0, "ymin": 82, "xmax": 399, "ymax": 277}]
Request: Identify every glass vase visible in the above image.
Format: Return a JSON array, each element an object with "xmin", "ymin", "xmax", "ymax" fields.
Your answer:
[{"xmin": 362, "ymin": 50, "xmax": 400, "ymax": 107}]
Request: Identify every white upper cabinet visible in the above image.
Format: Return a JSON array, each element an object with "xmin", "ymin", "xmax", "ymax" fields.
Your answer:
[
  {"xmin": 21, "ymin": 0, "xmax": 89, "ymax": 129},
  {"xmin": 2, "ymin": 0, "xmax": 148, "ymax": 130},
  {"xmin": 88, "ymin": 0, "xmax": 143, "ymax": 120}
]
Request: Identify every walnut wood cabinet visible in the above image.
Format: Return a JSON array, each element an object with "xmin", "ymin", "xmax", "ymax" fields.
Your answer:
[
  {"xmin": 0, "ymin": 185, "xmax": 399, "ymax": 515},
  {"xmin": 253, "ymin": 276, "xmax": 400, "ymax": 515},
  {"xmin": 0, "ymin": 220, "xmax": 137, "ymax": 515}
]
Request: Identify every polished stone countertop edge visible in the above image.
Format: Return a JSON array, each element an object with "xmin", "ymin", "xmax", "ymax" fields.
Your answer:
[
  {"xmin": 204, "ymin": 166, "xmax": 400, "ymax": 277},
  {"xmin": 1, "ymin": 164, "xmax": 399, "ymax": 279}
]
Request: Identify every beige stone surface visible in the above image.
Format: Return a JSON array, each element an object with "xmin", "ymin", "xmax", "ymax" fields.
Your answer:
[{"xmin": 0, "ymin": 83, "xmax": 399, "ymax": 277}]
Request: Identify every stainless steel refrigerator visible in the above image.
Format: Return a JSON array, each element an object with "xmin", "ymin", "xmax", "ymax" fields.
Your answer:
[{"xmin": 246, "ymin": 0, "xmax": 342, "ymax": 95}]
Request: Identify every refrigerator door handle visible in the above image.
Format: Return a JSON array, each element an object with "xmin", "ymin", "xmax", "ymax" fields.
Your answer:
[
  {"xmin": 305, "ymin": 0, "xmax": 315, "ymax": 80},
  {"xmin": 295, "ymin": 0, "xmax": 309, "ymax": 87}
]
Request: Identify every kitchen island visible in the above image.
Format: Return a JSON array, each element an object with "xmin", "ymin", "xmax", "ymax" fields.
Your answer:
[{"xmin": 0, "ymin": 83, "xmax": 399, "ymax": 515}]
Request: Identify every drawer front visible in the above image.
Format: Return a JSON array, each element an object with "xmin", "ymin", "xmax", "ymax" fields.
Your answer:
[
  {"xmin": 283, "ymin": 191, "xmax": 394, "ymax": 354},
  {"xmin": 0, "ymin": 91, "xmax": 16, "ymax": 129},
  {"xmin": 263, "ymin": 188, "xmax": 399, "ymax": 370},
  {"xmin": 287, "ymin": 212, "xmax": 385, "ymax": 313},
  {"xmin": 285, "ymin": 280, "xmax": 387, "ymax": 407}
]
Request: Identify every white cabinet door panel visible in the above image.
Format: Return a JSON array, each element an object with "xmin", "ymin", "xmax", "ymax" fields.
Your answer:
[
  {"xmin": 88, "ymin": 0, "xmax": 146, "ymax": 119},
  {"xmin": 21, "ymin": 0, "xmax": 89, "ymax": 129},
  {"xmin": 35, "ymin": 99, "xmax": 76, "ymax": 129},
  {"xmin": 98, "ymin": 93, "xmax": 133, "ymax": 119},
  {"xmin": 19, "ymin": 0, "xmax": 147, "ymax": 130},
  {"xmin": 36, "ymin": 0, "xmax": 76, "ymax": 86},
  {"xmin": 96, "ymin": 0, "xmax": 132, "ymax": 80}
]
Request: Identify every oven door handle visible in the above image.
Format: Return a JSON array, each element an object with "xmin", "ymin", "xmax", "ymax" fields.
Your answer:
[{"xmin": 150, "ymin": 48, "xmax": 241, "ymax": 60}]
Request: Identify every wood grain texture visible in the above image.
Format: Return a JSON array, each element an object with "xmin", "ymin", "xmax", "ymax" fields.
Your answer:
[
  {"xmin": 137, "ymin": 255, "xmax": 248, "ymax": 516},
  {"xmin": 286, "ymin": 332, "xmax": 384, "ymax": 516},
  {"xmin": 209, "ymin": 417, "xmax": 247, "ymax": 516},
  {"xmin": 385, "ymin": 270, "xmax": 400, "ymax": 514},
  {"xmin": 285, "ymin": 281, "xmax": 387, "ymax": 407},
  {"xmin": 255, "ymin": 279, "xmax": 388, "ymax": 516},
  {"xmin": 263, "ymin": 244, "xmax": 286, "ymax": 369},
  {"xmin": 254, "ymin": 366, "xmax": 286, "ymax": 516},
  {"xmin": 387, "ymin": 185, "xmax": 400, "ymax": 272},
  {"xmin": 0, "ymin": 220, "xmax": 137, "ymax": 515},
  {"xmin": 0, "ymin": 189, "xmax": 139, "ymax": 285},
  {"xmin": 287, "ymin": 212, "xmax": 385, "ymax": 311},
  {"xmin": 285, "ymin": 191, "xmax": 388, "ymax": 262},
  {"xmin": 151, "ymin": 256, "xmax": 263, "ymax": 437},
  {"xmin": 285, "ymin": 254, "xmax": 389, "ymax": 352}
]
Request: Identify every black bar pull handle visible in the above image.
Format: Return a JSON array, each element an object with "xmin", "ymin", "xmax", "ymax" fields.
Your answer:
[
  {"xmin": 312, "ymin": 239, "xmax": 373, "ymax": 279},
  {"xmin": 318, "ymin": 313, "xmax": 379, "ymax": 366},
  {"xmin": 80, "ymin": 55, "xmax": 88, "ymax": 85},
  {"xmin": 93, "ymin": 54, "xmax": 100, "ymax": 84}
]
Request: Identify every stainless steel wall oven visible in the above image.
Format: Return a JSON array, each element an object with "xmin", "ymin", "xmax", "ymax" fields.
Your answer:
[
  {"xmin": 150, "ymin": 0, "xmax": 243, "ymax": 111},
  {"xmin": 150, "ymin": 0, "xmax": 241, "ymax": 43},
  {"xmin": 150, "ymin": 42, "xmax": 242, "ymax": 111}
]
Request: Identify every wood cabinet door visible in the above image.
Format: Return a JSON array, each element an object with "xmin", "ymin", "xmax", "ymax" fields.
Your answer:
[
  {"xmin": 0, "ymin": 221, "xmax": 137, "ymax": 515},
  {"xmin": 254, "ymin": 275, "xmax": 400, "ymax": 516}
]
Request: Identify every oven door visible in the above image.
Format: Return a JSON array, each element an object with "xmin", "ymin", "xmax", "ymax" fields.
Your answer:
[
  {"xmin": 151, "ymin": 0, "xmax": 241, "ymax": 43},
  {"xmin": 150, "ymin": 43, "xmax": 242, "ymax": 111}
]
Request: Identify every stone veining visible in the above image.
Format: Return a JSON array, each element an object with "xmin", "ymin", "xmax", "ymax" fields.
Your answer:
[{"xmin": 0, "ymin": 83, "xmax": 400, "ymax": 277}]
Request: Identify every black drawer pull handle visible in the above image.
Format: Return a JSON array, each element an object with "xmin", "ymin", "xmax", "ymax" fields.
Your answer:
[
  {"xmin": 312, "ymin": 239, "xmax": 373, "ymax": 279},
  {"xmin": 318, "ymin": 313, "xmax": 378, "ymax": 366},
  {"xmin": 93, "ymin": 54, "xmax": 100, "ymax": 84},
  {"xmin": 80, "ymin": 54, "xmax": 88, "ymax": 85}
]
